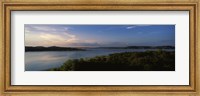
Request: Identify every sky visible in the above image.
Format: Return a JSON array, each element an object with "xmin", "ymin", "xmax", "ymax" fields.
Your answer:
[{"xmin": 25, "ymin": 24, "xmax": 175, "ymax": 47}]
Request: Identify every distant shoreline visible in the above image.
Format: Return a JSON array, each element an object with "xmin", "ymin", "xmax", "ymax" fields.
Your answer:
[
  {"xmin": 25, "ymin": 46, "xmax": 85, "ymax": 52},
  {"xmin": 96, "ymin": 46, "xmax": 175, "ymax": 49},
  {"xmin": 25, "ymin": 46, "xmax": 175, "ymax": 52}
]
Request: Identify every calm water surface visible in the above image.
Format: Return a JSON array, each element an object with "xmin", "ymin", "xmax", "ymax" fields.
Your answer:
[{"xmin": 25, "ymin": 49, "xmax": 174, "ymax": 71}]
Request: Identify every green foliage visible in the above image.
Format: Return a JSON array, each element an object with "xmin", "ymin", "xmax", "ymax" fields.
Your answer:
[{"xmin": 49, "ymin": 50, "xmax": 175, "ymax": 71}]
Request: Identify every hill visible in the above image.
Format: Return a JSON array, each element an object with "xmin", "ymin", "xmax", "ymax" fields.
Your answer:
[{"xmin": 25, "ymin": 46, "xmax": 85, "ymax": 52}]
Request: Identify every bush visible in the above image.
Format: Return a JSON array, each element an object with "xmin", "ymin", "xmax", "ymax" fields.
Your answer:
[{"xmin": 49, "ymin": 50, "xmax": 175, "ymax": 71}]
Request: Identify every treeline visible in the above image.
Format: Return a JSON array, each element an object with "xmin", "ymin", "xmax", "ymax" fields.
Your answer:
[
  {"xmin": 127, "ymin": 46, "xmax": 175, "ymax": 49},
  {"xmin": 49, "ymin": 50, "xmax": 175, "ymax": 71},
  {"xmin": 98, "ymin": 46, "xmax": 175, "ymax": 49},
  {"xmin": 25, "ymin": 46, "xmax": 85, "ymax": 52}
]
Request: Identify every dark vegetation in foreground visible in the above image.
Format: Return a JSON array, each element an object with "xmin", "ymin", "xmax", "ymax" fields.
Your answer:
[
  {"xmin": 49, "ymin": 50, "xmax": 175, "ymax": 71},
  {"xmin": 25, "ymin": 46, "xmax": 85, "ymax": 52}
]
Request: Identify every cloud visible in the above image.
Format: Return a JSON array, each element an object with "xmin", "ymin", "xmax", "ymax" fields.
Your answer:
[
  {"xmin": 25, "ymin": 25, "xmax": 101, "ymax": 47},
  {"xmin": 25, "ymin": 25, "xmax": 79, "ymax": 47},
  {"xmin": 25, "ymin": 25, "xmax": 70, "ymax": 33},
  {"xmin": 126, "ymin": 25, "xmax": 152, "ymax": 29},
  {"xmin": 32, "ymin": 26, "xmax": 58, "ymax": 32},
  {"xmin": 69, "ymin": 42, "xmax": 100, "ymax": 47},
  {"xmin": 25, "ymin": 31, "xmax": 78, "ymax": 47},
  {"xmin": 25, "ymin": 27, "xmax": 31, "ymax": 33},
  {"xmin": 126, "ymin": 26, "xmax": 136, "ymax": 29}
]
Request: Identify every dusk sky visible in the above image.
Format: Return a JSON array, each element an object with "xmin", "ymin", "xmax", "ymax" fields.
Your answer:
[{"xmin": 25, "ymin": 25, "xmax": 175, "ymax": 47}]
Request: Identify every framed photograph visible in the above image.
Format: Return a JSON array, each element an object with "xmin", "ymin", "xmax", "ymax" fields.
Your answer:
[{"xmin": 0, "ymin": 0, "xmax": 199, "ymax": 95}]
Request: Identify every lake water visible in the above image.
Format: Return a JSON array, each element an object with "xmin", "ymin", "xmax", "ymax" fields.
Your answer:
[{"xmin": 25, "ymin": 48, "xmax": 174, "ymax": 71}]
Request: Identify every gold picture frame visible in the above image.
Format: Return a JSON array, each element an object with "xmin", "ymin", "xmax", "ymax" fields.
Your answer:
[{"xmin": 0, "ymin": 0, "xmax": 199, "ymax": 96}]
